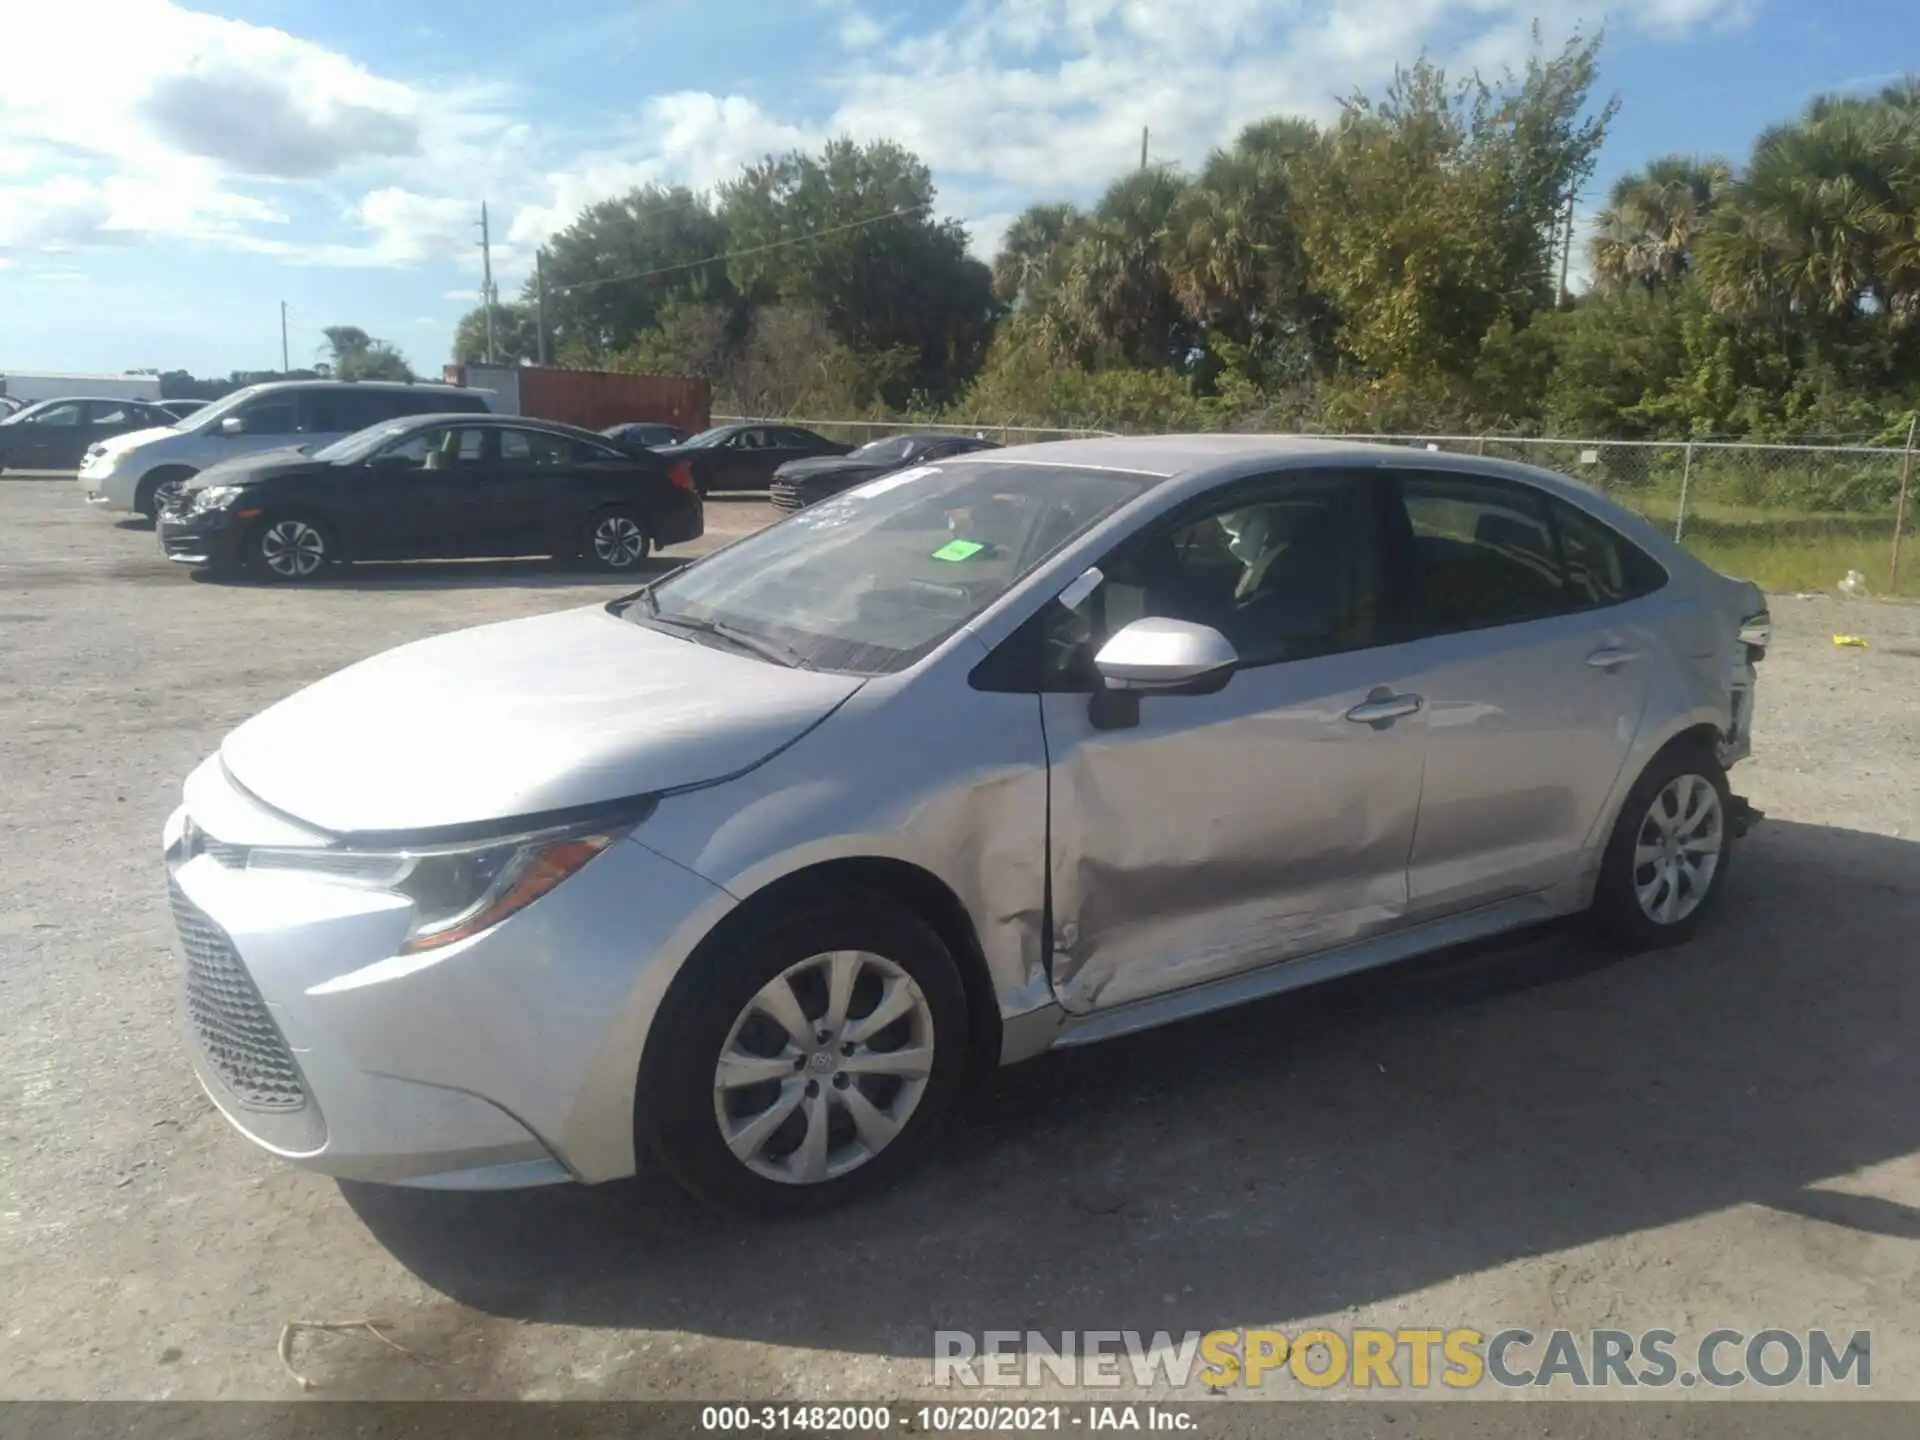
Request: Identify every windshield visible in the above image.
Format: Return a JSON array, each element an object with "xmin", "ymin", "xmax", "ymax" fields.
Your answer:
[
  {"xmin": 635, "ymin": 461, "xmax": 1152, "ymax": 674},
  {"xmin": 679, "ymin": 426, "xmax": 734, "ymax": 448},
  {"xmin": 851, "ymin": 436, "xmax": 917, "ymax": 463},
  {"xmin": 172, "ymin": 385, "xmax": 264, "ymax": 433},
  {"xmin": 312, "ymin": 420, "xmax": 415, "ymax": 463}
]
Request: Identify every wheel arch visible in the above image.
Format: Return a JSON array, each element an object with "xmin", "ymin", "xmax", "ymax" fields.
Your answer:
[
  {"xmin": 241, "ymin": 504, "xmax": 350, "ymax": 564},
  {"xmin": 135, "ymin": 464, "xmax": 199, "ymax": 516},
  {"xmin": 641, "ymin": 855, "xmax": 1004, "ymax": 1092},
  {"xmin": 1582, "ymin": 712, "xmax": 1728, "ymax": 865}
]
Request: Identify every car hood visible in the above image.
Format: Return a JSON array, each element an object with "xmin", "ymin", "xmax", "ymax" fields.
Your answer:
[
  {"xmin": 90, "ymin": 425, "xmax": 177, "ymax": 459},
  {"xmin": 183, "ymin": 446, "xmax": 322, "ymax": 488},
  {"xmin": 775, "ymin": 456, "xmax": 890, "ymax": 483},
  {"xmin": 219, "ymin": 604, "xmax": 865, "ymax": 835}
]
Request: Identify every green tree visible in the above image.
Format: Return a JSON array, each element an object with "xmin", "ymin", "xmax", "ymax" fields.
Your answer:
[
  {"xmin": 452, "ymin": 301, "xmax": 542, "ymax": 365},
  {"xmin": 1590, "ymin": 155, "xmax": 1731, "ymax": 292},
  {"xmin": 991, "ymin": 203, "xmax": 1086, "ymax": 308},
  {"xmin": 537, "ymin": 185, "xmax": 735, "ymax": 359},
  {"xmin": 1697, "ymin": 80, "xmax": 1920, "ymax": 330},
  {"xmin": 1295, "ymin": 33, "xmax": 1615, "ymax": 383},
  {"xmin": 319, "ymin": 325, "xmax": 413, "ymax": 382},
  {"xmin": 719, "ymin": 138, "xmax": 999, "ymax": 405},
  {"xmin": 1051, "ymin": 167, "xmax": 1195, "ymax": 370}
]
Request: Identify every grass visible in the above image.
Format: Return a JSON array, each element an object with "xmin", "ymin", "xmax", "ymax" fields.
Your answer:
[{"xmin": 1613, "ymin": 493, "xmax": 1914, "ymax": 597}]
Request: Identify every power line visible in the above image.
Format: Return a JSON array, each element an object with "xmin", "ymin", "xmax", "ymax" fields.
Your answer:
[{"xmin": 544, "ymin": 201, "xmax": 936, "ymax": 297}]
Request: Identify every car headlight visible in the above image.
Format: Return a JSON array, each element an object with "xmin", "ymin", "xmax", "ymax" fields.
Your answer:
[
  {"xmin": 243, "ymin": 819, "xmax": 630, "ymax": 953},
  {"xmin": 189, "ymin": 485, "xmax": 247, "ymax": 514}
]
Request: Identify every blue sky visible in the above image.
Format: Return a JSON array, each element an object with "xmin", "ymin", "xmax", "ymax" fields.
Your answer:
[{"xmin": 0, "ymin": 0, "xmax": 1911, "ymax": 378}]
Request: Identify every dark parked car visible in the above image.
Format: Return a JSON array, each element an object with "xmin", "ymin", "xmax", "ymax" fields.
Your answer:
[
  {"xmin": 156, "ymin": 414, "xmax": 703, "ymax": 582},
  {"xmin": 157, "ymin": 399, "xmax": 208, "ymax": 422},
  {"xmin": 653, "ymin": 423, "xmax": 848, "ymax": 494},
  {"xmin": 0, "ymin": 396, "xmax": 26, "ymax": 418},
  {"xmin": 0, "ymin": 396, "xmax": 176, "ymax": 472},
  {"xmin": 769, "ymin": 432, "xmax": 1002, "ymax": 511},
  {"xmin": 602, "ymin": 421, "xmax": 691, "ymax": 452}
]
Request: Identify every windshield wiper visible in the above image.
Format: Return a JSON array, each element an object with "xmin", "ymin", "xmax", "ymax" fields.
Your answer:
[{"xmin": 646, "ymin": 612, "xmax": 813, "ymax": 670}]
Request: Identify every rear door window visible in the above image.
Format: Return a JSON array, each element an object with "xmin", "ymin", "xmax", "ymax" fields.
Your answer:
[
  {"xmin": 1390, "ymin": 472, "xmax": 1568, "ymax": 637},
  {"xmin": 1549, "ymin": 498, "xmax": 1668, "ymax": 609},
  {"xmin": 304, "ymin": 388, "xmax": 401, "ymax": 434},
  {"xmin": 498, "ymin": 428, "xmax": 574, "ymax": 468}
]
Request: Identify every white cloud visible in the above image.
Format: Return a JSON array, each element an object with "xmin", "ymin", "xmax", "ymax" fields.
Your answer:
[{"xmin": 0, "ymin": 0, "xmax": 1752, "ymax": 275}]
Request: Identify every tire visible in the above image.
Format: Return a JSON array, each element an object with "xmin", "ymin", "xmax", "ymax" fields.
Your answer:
[
  {"xmin": 637, "ymin": 890, "xmax": 971, "ymax": 1214},
  {"xmin": 1589, "ymin": 740, "xmax": 1734, "ymax": 951},
  {"xmin": 244, "ymin": 512, "xmax": 335, "ymax": 583},
  {"xmin": 582, "ymin": 509, "xmax": 652, "ymax": 572},
  {"xmin": 137, "ymin": 467, "xmax": 197, "ymax": 521}
]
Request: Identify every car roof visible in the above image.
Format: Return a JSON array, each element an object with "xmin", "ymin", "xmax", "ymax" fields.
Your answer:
[
  {"xmin": 387, "ymin": 413, "xmax": 622, "ymax": 444},
  {"xmin": 242, "ymin": 379, "xmax": 473, "ymax": 395},
  {"xmin": 11, "ymin": 394, "xmax": 168, "ymax": 408}
]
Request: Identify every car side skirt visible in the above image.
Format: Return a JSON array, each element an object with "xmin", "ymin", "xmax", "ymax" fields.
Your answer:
[{"xmin": 1001, "ymin": 884, "xmax": 1581, "ymax": 1063}]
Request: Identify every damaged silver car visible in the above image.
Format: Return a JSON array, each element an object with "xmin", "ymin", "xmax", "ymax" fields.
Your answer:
[{"xmin": 163, "ymin": 436, "xmax": 1767, "ymax": 1211}]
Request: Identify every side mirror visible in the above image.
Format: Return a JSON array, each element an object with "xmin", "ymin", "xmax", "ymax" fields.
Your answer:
[
  {"xmin": 218, "ymin": 416, "xmax": 247, "ymax": 437},
  {"xmin": 1093, "ymin": 617, "xmax": 1238, "ymax": 694}
]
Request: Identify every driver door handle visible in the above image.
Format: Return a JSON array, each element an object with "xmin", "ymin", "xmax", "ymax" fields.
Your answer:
[
  {"xmin": 1345, "ymin": 692, "xmax": 1424, "ymax": 725},
  {"xmin": 1586, "ymin": 646, "xmax": 1638, "ymax": 670}
]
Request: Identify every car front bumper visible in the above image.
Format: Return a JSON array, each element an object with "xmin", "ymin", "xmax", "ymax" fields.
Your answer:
[
  {"xmin": 156, "ymin": 509, "xmax": 248, "ymax": 567},
  {"xmin": 161, "ymin": 763, "xmax": 734, "ymax": 1188},
  {"xmin": 76, "ymin": 466, "xmax": 139, "ymax": 511}
]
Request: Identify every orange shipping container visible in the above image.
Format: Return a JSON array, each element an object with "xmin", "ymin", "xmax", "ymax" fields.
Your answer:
[{"xmin": 443, "ymin": 364, "xmax": 710, "ymax": 433}]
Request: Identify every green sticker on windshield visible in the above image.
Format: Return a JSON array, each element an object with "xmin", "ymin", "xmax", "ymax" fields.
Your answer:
[{"xmin": 931, "ymin": 538, "xmax": 985, "ymax": 562}]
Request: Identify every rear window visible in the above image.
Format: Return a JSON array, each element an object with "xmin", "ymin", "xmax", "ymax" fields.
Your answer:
[{"xmin": 1550, "ymin": 498, "xmax": 1668, "ymax": 608}]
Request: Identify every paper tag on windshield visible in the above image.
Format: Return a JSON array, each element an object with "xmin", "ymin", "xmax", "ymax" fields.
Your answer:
[
  {"xmin": 849, "ymin": 465, "xmax": 939, "ymax": 501},
  {"xmin": 931, "ymin": 539, "xmax": 984, "ymax": 562}
]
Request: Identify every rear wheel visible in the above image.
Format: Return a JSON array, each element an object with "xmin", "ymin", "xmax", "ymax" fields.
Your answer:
[
  {"xmin": 246, "ymin": 513, "xmax": 334, "ymax": 583},
  {"xmin": 637, "ymin": 892, "xmax": 969, "ymax": 1213},
  {"xmin": 583, "ymin": 510, "xmax": 651, "ymax": 572},
  {"xmin": 1590, "ymin": 742, "xmax": 1733, "ymax": 950}
]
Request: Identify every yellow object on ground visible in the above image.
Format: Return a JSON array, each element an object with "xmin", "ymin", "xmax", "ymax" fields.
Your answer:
[{"xmin": 1834, "ymin": 635, "xmax": 1869, "ymax": 648}]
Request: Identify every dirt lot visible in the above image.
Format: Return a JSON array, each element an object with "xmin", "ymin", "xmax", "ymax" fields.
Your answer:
[{"xmin": 2, "ymin": 473, "xmax": 1918, "ymax": 1403}]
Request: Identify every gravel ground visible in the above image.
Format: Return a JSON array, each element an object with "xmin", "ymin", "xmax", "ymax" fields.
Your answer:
[{"xmin": 2, "ymin": 474, "xmax": 1918, "ymax": 1404}]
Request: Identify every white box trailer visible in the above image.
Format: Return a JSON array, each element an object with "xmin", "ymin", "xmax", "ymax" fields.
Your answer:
[{"xmin": 0, "ymin": 371, "xmax": 163, "ymax": 404}]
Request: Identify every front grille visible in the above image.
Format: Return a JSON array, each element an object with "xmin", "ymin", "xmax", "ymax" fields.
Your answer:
[
  {"xmin": 168, "ymin": 878, "xmax": 306, "ymax": 1112},
  {"xmin": 769, "ymin": 481, "xmax": 803, "ymax": 511}
]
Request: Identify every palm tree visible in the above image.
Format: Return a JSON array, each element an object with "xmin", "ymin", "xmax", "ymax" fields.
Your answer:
[
  {"xmin": 990, "ymin": 204, "xmax": 1085, "ymax": 308},
  {"xmin": 1164, "ymin": 117, "xmax": 1326, "ymax": 369},
  {"xmin": 1696, "ymin": 82, "xmax": 1919, "ymax": 325},
  {"xmin": 1053, "ymin": 168, "xmax": 1193, "ymax": 368},
  {"xmin": 319, "ymin": 325, "xmax": 414, "ymax": 382},
  {"xmin": 1589, "ymin": 155, "xmax": 1731, "ymax": 292}
]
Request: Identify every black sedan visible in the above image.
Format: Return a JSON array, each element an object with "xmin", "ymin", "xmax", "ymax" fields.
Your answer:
[
  {"xmin": 602, "ymin": 420, "xmax": 691, "ymax": 452},
  {"xmin": 769, "ymin": 432, "xmax": 1001, "ymax": 511},
  {"xmin": 157, "ymin": 414, "xmax": 703, "ymax": 582},
  {"xmin": 653, "ymin": 423, "xmax": 848, "ymax": 494},
  {"xmin": 0, "ymin": 396, "xmax": 176, "ymax": 472}
]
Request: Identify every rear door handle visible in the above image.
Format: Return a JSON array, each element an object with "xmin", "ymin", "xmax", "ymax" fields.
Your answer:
[
  {"xmin": 1586, "ymin": 646, "xmax": 1638, "ymax": 670},
  {"xmin": 1346, "ymin": 692, "xmax": 1424, "ymax": 725}
]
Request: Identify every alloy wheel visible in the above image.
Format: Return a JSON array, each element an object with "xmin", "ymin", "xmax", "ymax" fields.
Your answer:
[
  {"xmin": 150, "ymin": 478, "xmax": 187, "ymax": 516},
  {"xmin": 1632, "ymin": 772, "xmax": 1723, "ymax": 925},
  {"xmin": 593, "ymin": 515, "xmax": 647, "ymax": 567},
  {"xmin": 258, "ymin": 519, "xmax": 326, "ymax": 578},
  {"xmin": 712, "ymin": 950, "xmax": 935, "ymax": 1185}
]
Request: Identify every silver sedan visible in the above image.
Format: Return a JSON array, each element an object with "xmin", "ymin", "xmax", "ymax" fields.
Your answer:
[{"xmin": 162, "ymin": 437, "xmax": 1768, "ymax": 1211}]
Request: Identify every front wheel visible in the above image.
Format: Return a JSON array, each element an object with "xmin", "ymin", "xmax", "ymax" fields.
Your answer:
[
  {"xmin": 1590, "ymin": 743, "xmax": 1734, "ymax": 950},
  {"xmin": 637, "ymin": 892, "xmax": 970, "ymax": 1213},
  {"xmin": 583, "ymin": 510, "xmax": 652, "ymax": 571},
  {"xmin": 246, "ymin": 514, "xmax": 333, "ymax": 583},
  {"xmin": 138, "ymin": 468, "xmax": 197, "ymax": 521}
]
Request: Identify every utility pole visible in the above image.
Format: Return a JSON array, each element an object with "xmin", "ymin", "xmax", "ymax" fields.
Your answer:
[
  {"xmin": 1140, "ymin": 126, "xmax": 1149, "ymax": 171},
  {"xmin": 279, "ymin": 301, "xmax": 289, "ymax": 373},
  {"xmin": 478, "ymin": 202, "xmax": 497, "ymax": 365},
  {"xmin": 1559, "ymin": 192, "xmax": 1575, "ymax": 305},
  {"xmin": 534, "ymin": 248, "xmax": 551, "ymax": 367}
]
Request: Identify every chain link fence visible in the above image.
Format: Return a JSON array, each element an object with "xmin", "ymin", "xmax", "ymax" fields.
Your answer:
[
  {"xmin": 713, "ymin": 416, "xmax": 1119, "ymax": 448},
  {"xmin": 714, "ymin": 415, "xmax": 1919, "ymax": 599},
  {"xmin": 1311, "ymin": 434, "xmax": 1918, "ymax": 600}
]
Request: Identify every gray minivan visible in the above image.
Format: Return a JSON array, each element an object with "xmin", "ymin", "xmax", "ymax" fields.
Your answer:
[{"xmin": 78, "ymin": 380, "xmax": 494, "ymax": 518}]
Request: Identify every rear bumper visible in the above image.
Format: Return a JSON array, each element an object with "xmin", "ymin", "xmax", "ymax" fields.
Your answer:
[{"xmin": 655, "ymin": 497, "xmax": 704, "ymax": 549}]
